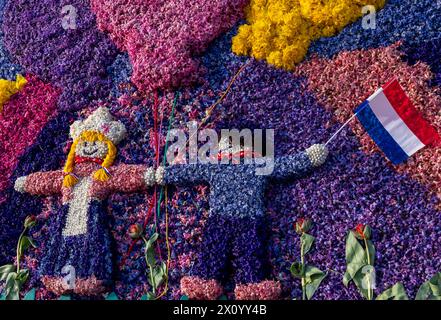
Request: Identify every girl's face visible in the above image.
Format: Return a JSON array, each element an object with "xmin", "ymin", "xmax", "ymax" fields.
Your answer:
[{"xmin": 75, "ymin": 139, "xmax": 108, "ymax": 159}]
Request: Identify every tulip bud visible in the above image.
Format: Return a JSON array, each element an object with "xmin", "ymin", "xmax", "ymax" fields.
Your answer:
[
  {"xmin": 363, "ymin": 225, "xmax": 372, "ymax": 240},
  {"xmin": 354, "ymin": 224, "xmax": 371, "ymax": 240},
  {"xmin": 128, "ymin": 223, "xmax": 143, "ymax": 239},
  {"xmin": 24, "ymin": 215, "xmax": 37, "ymax": 229},
  {"xmin": 295, "ymin": 218, "xmax": 312, "ymax": 234}
]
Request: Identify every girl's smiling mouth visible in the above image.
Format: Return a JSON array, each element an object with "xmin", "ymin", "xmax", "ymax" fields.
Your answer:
[{"xmin": 83, "ymin": 148, "xmax": 98, "ymax": 156}]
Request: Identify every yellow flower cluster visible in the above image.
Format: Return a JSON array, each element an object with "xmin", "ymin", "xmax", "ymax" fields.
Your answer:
[
  {"xmin": 0, "ymin": 74, "xmax": 27, "ymax": 112},
  {"xmin": 232, "ymin": 0, "xmax": 386, "ymax": 69}
]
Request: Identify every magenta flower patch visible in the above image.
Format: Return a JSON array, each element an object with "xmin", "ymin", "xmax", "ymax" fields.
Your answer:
[{"xmin": 90, "ymin": 0, "xmax": 248, "ymax": 93}]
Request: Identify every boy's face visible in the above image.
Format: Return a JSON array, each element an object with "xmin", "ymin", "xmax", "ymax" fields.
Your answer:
[{"xmin": 75, "ymin": 139, "xmax": 108, "ymax": 159}]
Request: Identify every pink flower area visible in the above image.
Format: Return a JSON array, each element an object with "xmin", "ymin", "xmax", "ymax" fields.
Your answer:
[
  {"xmin": 180, "ymin": 276, "xmax": 223, "ymax": 300},
  {"xmin": 0, "ymin": 75, "xmax": 60, "ymax": 193},
  {"xmin": 295, "ymin": 43, "xmax": 441, "ymax": 200},
  {"xmin": 90, "ymin": 0, "xmax": 248, "ymax": 93},
  {"xmin": 234, "ymin": 280, "xmax": 282, "ymax": 300}
]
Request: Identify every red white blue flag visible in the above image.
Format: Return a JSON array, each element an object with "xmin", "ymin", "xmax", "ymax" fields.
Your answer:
[{"xmin": 355, "ymin": 79, "xmax": 440, "ymax": 165}]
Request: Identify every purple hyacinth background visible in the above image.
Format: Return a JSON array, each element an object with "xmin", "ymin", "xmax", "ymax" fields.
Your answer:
[{"xmin": 2, "ymin": 0, "xmax": 118, "ymax": 110}]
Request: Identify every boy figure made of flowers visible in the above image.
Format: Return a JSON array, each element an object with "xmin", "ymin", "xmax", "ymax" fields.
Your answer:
[
  {"xmin": 155, "ymin": 138, "xmax": 329, "ymax": 300},
  {"xmin": 14, "ymin": 107, "xmax": 157, "ymax": 296}
]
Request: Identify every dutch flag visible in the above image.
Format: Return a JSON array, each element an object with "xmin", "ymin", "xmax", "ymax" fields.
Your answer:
[{"xmin": 355, "ymin": 79, "xmax": 440, "ymax": 165}]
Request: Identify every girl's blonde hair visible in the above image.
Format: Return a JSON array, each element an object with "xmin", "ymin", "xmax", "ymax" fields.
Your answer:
[{"xmin": 63, "ymin": 131, "xmax": 117, "ymax": 188}]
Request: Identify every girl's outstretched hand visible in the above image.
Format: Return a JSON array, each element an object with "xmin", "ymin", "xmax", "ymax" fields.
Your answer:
[{"xmin": 14, "ymin": 176, "xmax": 27, "ymax": 193}]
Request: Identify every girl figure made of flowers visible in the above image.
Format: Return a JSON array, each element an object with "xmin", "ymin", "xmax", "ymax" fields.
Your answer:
[
  {"xmin": 154, "ymin": 137, "xmax": 329, "ymax": 300},
  {"xmin": 14, "ymin": 107, "xmax": 157, "ymax": 296}
]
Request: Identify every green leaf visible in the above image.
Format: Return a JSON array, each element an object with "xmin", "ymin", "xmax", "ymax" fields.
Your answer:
[
  {"xmin": 351, "ymin": 272, "xmax": 369, "ymax": 300},
  {"xmin": 301, "ymin": 233, "xmax": 315, "ymax": 255},
  {"xmin": 352, "ymin": 266, "xmax": 375, "ymax": 300},
  {"xmin": 145, "ymin": 247, "xmax": 156, "ymax": 267},
  {"xmin": 180, "ymin": 295, "xmax": 189, "ymax": 300},
  {"xmin": 428, "ymin": 273, "xmax": 441, "ymax": 297},
  {"xmin": 343, "ymin": 270, "xmax": 352, "ymax": 287},
  {"xmin": 5, "ymin": 273, "xmax": 20, "ymax": 300},
  {"xmin": 19, "ymin": 236, "xmax": 31, "ymax": 256},
  {"xmin": 218, "ymin": 295, "xmax": 228, "ymax": 300},
  {"xmin": 304, "ymin": 265, "xmax": 327, "ymax": 300},
  {"xmin": 363, "ymin": 226, "xmax": 372, "ymax": 240},
  {"xmin": 0, "ymin": 294, "xmax": 5, "ymax": 300},
  {"xmin": 415, "ymin": 282, "xmax": 430, "ymax": 300},
  {"xmin": 290, "ymin": 262, "xmax": 305, "ymax": 279},
  {"xmin": 0, "ymin": 264, "xmax": 15, "ymax": 275},
  {"xmin": 23, "ymin": 288, "xmax": 36, "ymax": 300},
  {"xmin": 0, "ymin": 264, "xmax": 15, "ymax": 281},
  {"xmin": 343, "ymin": 231, "xmax": 367, "ymax": 285},
  {"xmin": 6, "ymin": 288, "xmax": 20, "ymax": 301},
  {"xmin": 161, "ymin": 261, "xmax": 167, "ymax": 273},
  {"xmin": 16, "ymin": 269, "xmax": 29, "ymax": 285},
  {"xmin": 376, "ymin": 282, "xmax": 408, "ymax": 300},
  {"xmin": 345, "ymin": 231, "xmax": 367, "ymax": 266},
  {"xmin": 304, "ymin": 265, "xmax": 324, "ymax": 283},
  {"xmin": 145, "ymin": 233, "xmax": 159, "ymax": 267},
  {"xmin": 106, "ymin": 292, "xmax": 119, "ymax": 300},
  {"xmin": 416, "ymin": 273, "xmax": 441, "ymax": 300},
  {"xmin": 4, "ymin": 272, "xmax": 17, "ymax": 296},
  {"xmin": 58, "ymin": 295, "xmax": 71, "ymax": 300},
  {"xmin": 28, "ymin": 237, "xmax": 37, "ymax": 248},
  {"xmin": 145, "ymin": 292, "xmax": 156, "ymax": 300},
  {"xmin": 152, "ymin": 264, "xmax": 166, "ymax": 289},
  {"xmin": 148, "ymin": 233, "xmax": 159, "ymax": 246},
  {"xmin": 158, "ymin": 262, "xmax": 167, "ymax": 285},
  {"xmin": 343, "ymin": 262, "xmax": 365, "ymax": 287}
]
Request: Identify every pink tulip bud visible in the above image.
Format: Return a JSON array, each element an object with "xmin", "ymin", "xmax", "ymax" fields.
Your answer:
[{"xmin": 128, "ymin": 223, "xmax": 143, "ymax": 239}]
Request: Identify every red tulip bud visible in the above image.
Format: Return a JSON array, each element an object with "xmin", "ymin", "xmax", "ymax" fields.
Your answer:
[
  {"xmin": 128, "ymin": 223, "xmax": 143, "ymax": 239},
  {"xmin": 354, "ymin": 224, "xmax": 371, "ymax": 240},
  {"xmin": 24, "ymin": 215, "xmax": 37, "ymax": 229},
  {"xmin": 295, "ymin": 218, "xmax": 312, "ymax": 234}
]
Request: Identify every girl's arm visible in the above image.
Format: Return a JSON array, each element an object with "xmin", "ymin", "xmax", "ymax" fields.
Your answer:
[
  {"xmin": 105, "ymin": 164, "xmax": 156, "ymax": 192},
  {"xmin": 15, "ymin": 170, "xmax": 64, "ymax": 196},
  {"xmin": 270, "ymin": 144, "xmax": 329, "ymax": 181}
]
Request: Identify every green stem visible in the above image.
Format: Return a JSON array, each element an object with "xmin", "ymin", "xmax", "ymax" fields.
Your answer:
[
  {"xmin": 156, "ymin": 92, "xmax": 179, "ymax": 222},
  {"xmin": 142, "ymin": 236, "xmax": 156, "ymax": 295},
  {"xmin": 16, "ymin": 227, "xmax": 27, "ymax": 274},
  {"xmin": 364, "ymin": 238, "xmax": 373, "ymax": 301},
  {"xmin": 300, "ymin": 234, "xmax": 306, "ymax": 300}
]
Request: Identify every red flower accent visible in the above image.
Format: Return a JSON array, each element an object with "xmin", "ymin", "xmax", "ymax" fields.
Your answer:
[
  {"xmin": 128, "ymin": 223, "xmax": 143, "ymax": 239},
  {"xmin": 74, "ymin": 156, "xmax": 104, "ymax": 165},
  {"xmin": 355, "ymin": 223, "xmax": 365, "ymax": 239},
  {"xmin": 101, "ymin": 124, "xmax": 110, "ymax": 134},
  {"xmin": 216, "ymin": 150, "xmax": 260, "ymax": 161},
  {"xmin": 296, "ymin": 218, "xmax": 305, "ymax": 228},
  {"xmin": 24, "ymin": 215, "xmax": 37, "ymax": 228},
  {"xmin": 295, "ymin": 218, "xmax": 311, "ymax": 234}
]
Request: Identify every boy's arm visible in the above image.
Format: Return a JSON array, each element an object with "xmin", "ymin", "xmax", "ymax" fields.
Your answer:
[
  {"xmin": 270, "ymin": 144, "xmax": 329, "ymax": 181},
  {"xmin": 156, "ymin": 163, "xmax": 211, "ymax": 186}
]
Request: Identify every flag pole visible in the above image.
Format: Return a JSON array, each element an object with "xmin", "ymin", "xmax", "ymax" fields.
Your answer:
[{"xmin": 325, "ymin": 103, "xmax": 369, "ymax": 146}]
